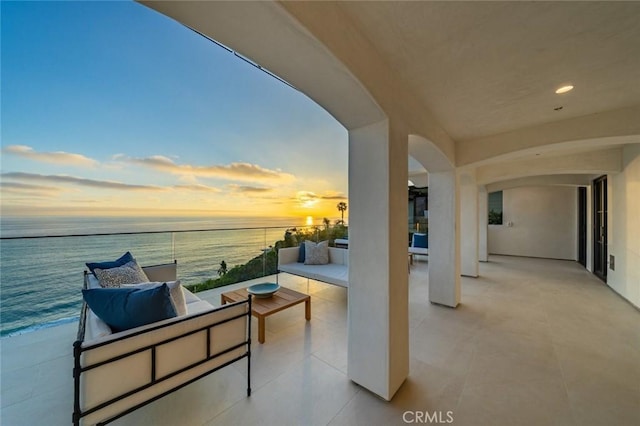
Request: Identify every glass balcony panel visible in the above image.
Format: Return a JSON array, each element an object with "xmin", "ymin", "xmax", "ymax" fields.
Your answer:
[
  {"xmin": 172, "ymin": 227, "xmax": 287, "ymax": 288},
  {"xmin": 0, "ymin": 232, "xmax": 173, "ymax": 337},
  {"xmin": 1, "ymin": 226, "xmax": 296, "ymax": 337}
]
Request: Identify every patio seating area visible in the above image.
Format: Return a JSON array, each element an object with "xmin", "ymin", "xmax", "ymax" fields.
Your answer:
[{"xmin": 1, "ymin": 256, "xmax": 639, "ymax": 425}]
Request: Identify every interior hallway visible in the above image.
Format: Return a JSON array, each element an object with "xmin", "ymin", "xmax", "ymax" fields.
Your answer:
[{"xmin": 1, "ymin": 255, "xmax": 638, "ymax": 426}]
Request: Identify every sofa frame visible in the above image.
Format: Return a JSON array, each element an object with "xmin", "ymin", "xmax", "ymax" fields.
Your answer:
[{"xmin": 73, "ymin": 261, "xmax": 252, "ymax": 426}]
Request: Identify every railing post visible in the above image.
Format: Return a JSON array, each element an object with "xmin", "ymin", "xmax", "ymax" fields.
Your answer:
[
  {"xmin": 247, "ymin": 295, "xmax": 252, "ymax": 397},
  {"xmin": 171, "ymin": 232, "xmax": 175, "ymax": 261},
  {"xmin": 73, "ymin": 340, "xmax": 82, "ymax": 426}
]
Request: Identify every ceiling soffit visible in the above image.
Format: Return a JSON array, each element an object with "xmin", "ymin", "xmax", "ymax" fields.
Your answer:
[
  {"xmin": 486, "ymin": 175, "xmax": 595, "ymax": 193},
  {"xmin": 338, "ymin": 2, "xmax": 640, "ymax": 141},
  {"xmin": 476, "ymin": 147, "xmax": 622, "ymax": 185},
  {"xmin": 457, "ymin": 106, "xmax": 640, "ymax": 167}
]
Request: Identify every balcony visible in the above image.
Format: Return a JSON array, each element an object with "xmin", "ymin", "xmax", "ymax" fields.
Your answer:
[{"xmin": 2, "ymin": 254, "xmax": 639, "ymax": 425}]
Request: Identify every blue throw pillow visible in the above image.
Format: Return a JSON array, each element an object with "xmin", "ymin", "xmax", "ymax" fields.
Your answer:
[
  {"xmin": 413, "ymin": 233, "xmax": 428, "ymax": 249},
  {"xmin": 298, "ymin": 242, "xmax": 306, "ymax": 263},
  {"xmin": 82, "ymin": 284, "xmax": 177, "ymax": 333},
  {"xmin": 86, "ymin": 251, "xmax": 134, "ymax": 275}
]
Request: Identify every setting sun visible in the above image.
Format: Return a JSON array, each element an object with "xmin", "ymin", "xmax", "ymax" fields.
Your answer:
[{"xmin": 306, "ymin": 216, "xmax": 314, "ymax": 226}]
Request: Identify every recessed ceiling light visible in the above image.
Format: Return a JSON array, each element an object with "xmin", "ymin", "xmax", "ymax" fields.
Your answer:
[
  {"xmin": 554, "ymin": 106, "xmax": 563, "ymax": 111},
  {"xmin": 555, "ymin": 85, "xmax": 574, "ymax": 94}
]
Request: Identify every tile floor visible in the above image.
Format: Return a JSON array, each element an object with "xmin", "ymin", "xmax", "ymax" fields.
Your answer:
[{"xmin": 1, "ymin": 255, "xmax": 639, "ymax": 425}]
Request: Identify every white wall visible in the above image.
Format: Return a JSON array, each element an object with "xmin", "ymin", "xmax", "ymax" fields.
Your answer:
[
  {"xmin": 488, "ymin": 186, "xmax": 578, "ymax": 260},
  {"xmin": 607, "ymin": 144, "xmax": 640, "ymax": 308}
]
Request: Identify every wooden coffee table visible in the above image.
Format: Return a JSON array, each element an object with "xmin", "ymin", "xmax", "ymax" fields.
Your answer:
[{"xmin": 221, "ymin": 286, "xmax": 310, "ymax": 344}]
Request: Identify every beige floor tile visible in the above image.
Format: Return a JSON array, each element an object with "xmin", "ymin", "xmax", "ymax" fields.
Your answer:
[
  {"xmin": 231, "ymin": 323, "xmax": 311, "ymax": 391},
  {"xmin": 565, "ymin": 376, "xmax": 640, "ymax": 426},
  {"xmin": 555, "ymin": 342, "xmax": 640, "ymax": 396},
  {"xmin": 454, "ymin": 379, "xmax": 575, "ymax": 426},
  {"xmin": 1, "ymin": 386, "xmax": 73, "ymax": 426},
  {"xmin": 206, "ymin": 356, "xmax": 358, "ymax": 426},
  {"xmin": 464, "ymin": 346, "xmax": 563, "ymax": 387},
  {"xmin": 0, "ymin": 366, "xmax": 34, "ymax": 408},
  {"xmin": 309, "ymin": 321, "xmax": 348, "ymax": 374},
  {"xmin": 2, "ymin": 256, "xmax": 639, "ymax": 426},
  {"xmin": 126, "ymin": 366, "xmax": 248, "ymax": 426},
  {"xmin": 328, "ymin": 389, "xmax": 400, "ymax": 426},
  {"xmin": 410, "ymin": 327, "xmax": 476, "ymax": 377},
  {"xmin": 330, "ymin": 359, "xmax": 464, "ymax": 426}
]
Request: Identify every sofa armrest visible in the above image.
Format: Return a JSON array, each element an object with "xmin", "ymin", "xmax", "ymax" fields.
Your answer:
[
  {"xmin": 328, "ymin": 247, "xmax": 348, "ymax": 266},
  {"xmin": 142, "ymin": 261, "xmax": 177, "ymax": 282},
  {"xmin": 278, "ymin": 247, "xmax": 300, "ymax": 267}
]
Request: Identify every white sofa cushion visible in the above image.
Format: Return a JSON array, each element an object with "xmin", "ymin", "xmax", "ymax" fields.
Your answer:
[
  {"xmin": 186, "ymin": 300, "xmax": 217, "ymax": 315},
  {"xmin": 279, "ymin": 262, "xmax": 348, "ymax": 287},
  {"xmin": 86, "ymin": 308, "xmax": 113, "ymax": 340},
  {"xmin": 183, "ymin": 288, "xmax": 201, "ymax": 304},
  {"xmin": 85, "ymin": 274, "xmax": 113, "ymax": 340},
  {"xmin": 409, "ymin": 247, "xmax": 429, "ymax": 256}
]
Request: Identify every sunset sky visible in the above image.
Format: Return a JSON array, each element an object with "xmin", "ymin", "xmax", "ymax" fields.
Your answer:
[{"xmin": 1, "ymin": 1, "xmax": 348, "ymax": 223}]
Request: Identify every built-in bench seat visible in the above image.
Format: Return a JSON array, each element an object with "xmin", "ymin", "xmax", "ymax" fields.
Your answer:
[{"xmin": 278, "ymin": 246, "xmax": 348, "ymax": 288}]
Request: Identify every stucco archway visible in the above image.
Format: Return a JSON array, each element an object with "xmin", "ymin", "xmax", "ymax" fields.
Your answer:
[
  {"xmin": 407, "ymin": 134, "xmax": 461, "ymax": 306},
  {"xmin": 142, "ymin": 0, "xmax": 412, "ymax": 401}
]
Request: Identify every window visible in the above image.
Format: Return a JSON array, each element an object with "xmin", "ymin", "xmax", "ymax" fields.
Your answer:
[{"xmin": 488, "ymin": 191, "xmax": 503, "ymax": 225}]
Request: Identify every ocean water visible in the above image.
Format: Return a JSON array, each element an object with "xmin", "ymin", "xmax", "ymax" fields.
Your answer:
[{"xmin": 0, "ymin": 216, "xmax": 302, "ymax": 337}]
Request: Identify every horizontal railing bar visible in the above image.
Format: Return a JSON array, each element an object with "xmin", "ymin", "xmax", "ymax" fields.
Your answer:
[{"xmin": 0, "ymin": 224, "xmax": 313, "ymax": 240}]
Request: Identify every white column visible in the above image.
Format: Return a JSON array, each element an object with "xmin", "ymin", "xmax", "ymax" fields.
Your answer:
[
  {"xmin": 347, "ymin": 119, "xmax": 409, "ymax": 400},
  {"xmin": 459, "ymin": 171, "xmax": 479, "ymax": 277},
  {"xmin": 479, "ymin": 186, "xmax": 488, "ymax": 262},
  {"xmin": 428, "ymin": 171, "xmax": 461, "ymax": 307}
]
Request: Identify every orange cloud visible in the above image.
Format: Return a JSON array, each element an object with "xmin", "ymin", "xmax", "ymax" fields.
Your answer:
[
  {"xmin": 2, "ymin": 172, "xmax": 165, "ymax": 191},
  {"xmin": 114, "ymin": 155, "xmax": 295, "ymax": 183},
  {"xmin": 172, "ymin": 184, "xmax": 221, "ymax": 193},
  {"xmin": 227, "ymin": 184, "xmax": 273, "ymax": 194},
  {"xmin": 2, "ymin": 145, "xmax": 98, "ymax": 167}
]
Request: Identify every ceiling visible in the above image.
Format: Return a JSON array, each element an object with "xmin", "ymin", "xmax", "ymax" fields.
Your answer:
[
  {"xmin": 144, "ymin": 0, "xmax": 639, "ymax": 184},
  {"xmin": 337, "ymin": 1, "xmax": 640, "ymax": 141}
]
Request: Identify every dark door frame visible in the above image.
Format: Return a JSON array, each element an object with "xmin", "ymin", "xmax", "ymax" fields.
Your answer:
[
  {"xmin": 593, "ymin": 175, "xmax": 608, "ymax": 282},
  {"xmin": 577, "ymin": 187, "xmax": 587, "ymax": 267}
]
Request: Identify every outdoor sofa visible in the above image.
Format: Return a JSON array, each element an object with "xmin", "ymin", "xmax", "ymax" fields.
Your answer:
[
  {"xmin": 278, "ymin": 242, "xmax": 348, "ymax": 288},
  {"xmin": 409, "ymin": 232, "xmax": 429, "ymax": 263},
  {"xmin": 73, "ymin": 260, "xmax": 252, "ymax": 426}
]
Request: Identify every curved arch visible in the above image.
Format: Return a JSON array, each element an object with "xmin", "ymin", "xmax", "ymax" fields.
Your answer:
[
  {"xmin": 457, "ymin": 107, "xmax": 640, "ymax": 167},
  {"xmin": 476, "ymin": 147, "xmax": 623, "ymax": 185},
  {"xmin": 486, "ymin": 174, "xmax": 595, "ymax": 192},
  {"xmin": 473, "ymin": 135, "xmax": 638, "ymax": 169},
  {"xmin": 143, "ymin": 1, "xmax": 457, "ymax": 168},
  {"xmin": 142, "ymin": 1, "xmax": 384, "ymax": 130},
  {"xmin": 408, "ymin": 134, "xmax": 453, "ymax": 173}
]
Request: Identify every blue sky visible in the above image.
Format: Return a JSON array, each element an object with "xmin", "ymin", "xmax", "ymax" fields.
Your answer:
[{"xmin": 1, "ymin": 1, "xmax": 348, "ymax": 220}]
